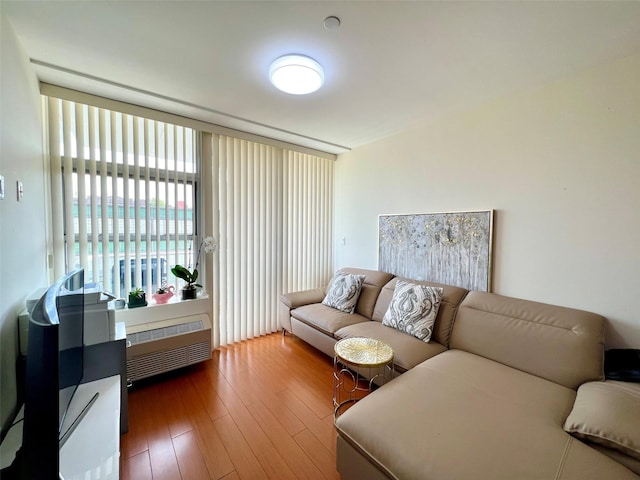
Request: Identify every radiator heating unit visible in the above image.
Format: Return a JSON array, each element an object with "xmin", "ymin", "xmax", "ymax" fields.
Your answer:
[{"xmin": 125, "ymin": 314, "xmax": 212, "ymax": 382}]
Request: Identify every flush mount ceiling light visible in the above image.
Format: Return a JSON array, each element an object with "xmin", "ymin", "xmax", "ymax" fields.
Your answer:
[{"xmin": 269, "ymin": 54, "xmax": 324, "ymax": 95}]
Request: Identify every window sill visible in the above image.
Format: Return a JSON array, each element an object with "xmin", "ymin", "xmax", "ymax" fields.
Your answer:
[{"xmin": 113, "ymin": 293, "xmax": 210, "ymax": 328}]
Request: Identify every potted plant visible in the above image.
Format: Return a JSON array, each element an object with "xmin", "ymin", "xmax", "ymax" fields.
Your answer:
[
  {"xmin": 152, "ymin": 283, "xmax": 175, "ymax": 304},
  {"xmin": 171, "ymin": 265, "xmax": 201, "ymax": 300},
  {"xmin": 128, "ymin": 287, "xmax": 147, "ymax": 308},
  {"xmin": 172, "ymin": 235, "xmax": 217, "ymax": 300}
]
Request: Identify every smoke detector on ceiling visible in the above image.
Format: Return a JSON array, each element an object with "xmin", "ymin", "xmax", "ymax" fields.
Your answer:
[{"xmin": 323, "ymin": 16, "xmax": 341, "ymax": 30}]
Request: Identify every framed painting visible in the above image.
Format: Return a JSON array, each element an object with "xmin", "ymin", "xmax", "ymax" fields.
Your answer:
[{"xmin": 378, "ymin": 210, "xmax": 494, "ymax": 292}]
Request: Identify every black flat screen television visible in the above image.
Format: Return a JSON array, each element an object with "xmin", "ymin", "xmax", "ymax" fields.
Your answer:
[{"xmin": 16, "ymin": 269, "xmax": 91, "ymax": 480}]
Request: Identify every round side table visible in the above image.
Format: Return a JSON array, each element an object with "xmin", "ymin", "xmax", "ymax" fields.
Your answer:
[{"xmin": 333, "ymin": 337, "xmax": 394, "ymax": 419}]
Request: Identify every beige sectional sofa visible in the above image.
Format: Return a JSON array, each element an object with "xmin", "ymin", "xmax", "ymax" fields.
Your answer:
[
  {"xmin": 280, "ymin": 268, "xmax": 468, "ymax": 373},
  {"xmin": 280, "ymin": 267, "xmax": 640, "ymax": 480}
]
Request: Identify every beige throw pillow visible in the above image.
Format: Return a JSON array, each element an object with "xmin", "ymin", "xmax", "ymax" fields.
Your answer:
[{"xmin": 564, "ymin": 380, "xmax": 640, "ymax": 460}]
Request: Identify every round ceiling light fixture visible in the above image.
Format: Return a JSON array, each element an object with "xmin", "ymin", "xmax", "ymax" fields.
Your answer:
[{"xmin": 269, "ymin": 54, "xmax": 324, "ymax": 95}]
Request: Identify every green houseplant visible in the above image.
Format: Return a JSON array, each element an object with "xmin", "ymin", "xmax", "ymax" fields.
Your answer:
[
  {"xmin": 172, "ymin": 236, "xmax": 217, "ymax": 300},
  {"xmin": 171, "ymin": 265, "xmax": 201, "ymax": 300},
  {"xmin": 128, "ymin": 287, "xmax": 147, "ymax": 308}
]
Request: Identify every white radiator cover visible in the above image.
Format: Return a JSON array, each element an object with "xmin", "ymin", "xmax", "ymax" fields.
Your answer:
[{"xmin": 125, "ymin": 313, "xmax": 212, "ymax": 382}]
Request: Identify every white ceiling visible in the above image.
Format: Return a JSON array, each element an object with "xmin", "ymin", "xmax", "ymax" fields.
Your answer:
[{"xmin": 4, "ymin": 1, "xmax": 640, "ymax": 154}]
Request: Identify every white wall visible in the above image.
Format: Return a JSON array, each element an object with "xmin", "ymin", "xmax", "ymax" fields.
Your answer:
[
  {"xmin": 335, "ymin": 53, "xmax": 640, "ymax": 349},
  {"xmin": 0, "ymin": 16, "xmax": 48, "ymax": 429}
]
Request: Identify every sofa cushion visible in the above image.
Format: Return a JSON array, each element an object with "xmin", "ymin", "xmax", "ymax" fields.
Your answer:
[
  {"xmin": 451, "ymin": 291, "xmax": 605, "ymax": 390},
  {"xmin": 291, "ymin": 303, "xmax": 368, "ymax": 336},
  {"xmin": 280, "ymin": 287, "xmax": 327, "ymax": 334},
  {"xmin": 381, "ymin": 280, "xmax": 443, "ymax": 342},
  {"xmin": 590, "ymin": 443, "xmax": 640, "ymax": 476},
  {"xmin": 372, "ymin": 277, "xmax": 468, "ymax": 348},
  {"xmin": 339, "ymin": 267, "xmax": 395, "ymax": 319},
  {"xmin": 335, "ymin": 321, "xmax": 447, "ymax": 372},
  {"xmin": 564, "ymin": 380, "xmax": 640, "ymax": 461},
  {"xmin": 336, "ymin": 350, "xmax": 637, "ymax": 480},
  {"xmin": 322, "ymin": 272, "xmax": 366, "ymax": 313}
]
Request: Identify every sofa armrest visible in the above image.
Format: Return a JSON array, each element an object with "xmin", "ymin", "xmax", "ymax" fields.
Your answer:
[
  {"xmin": 281, "ymin": 287, "xmax": 326, "ymax": 309},
  {"xmin": 279, "ymin": 287, "xmax": 326, "ymax": 333}
]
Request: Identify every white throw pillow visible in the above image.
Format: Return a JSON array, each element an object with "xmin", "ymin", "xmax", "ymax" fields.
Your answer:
[
  {"xmin": 382, "ymin": 280, "xmax": 443, "ymax": 342},
  {"xmin": 322, "ymin": 272, "xmax": 366, "ymax": 314}
]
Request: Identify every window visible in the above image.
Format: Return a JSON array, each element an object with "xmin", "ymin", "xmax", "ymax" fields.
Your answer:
[
  {"xmin": 46, "ymin": 93, "xmax": 336, "ymax": 349},
  {"xmin": 47, "ymin": 98, "xmax": 200, "ymax": 297}
]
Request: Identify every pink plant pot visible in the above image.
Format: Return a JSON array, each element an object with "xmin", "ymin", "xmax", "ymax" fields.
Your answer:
[{"xmin": 152, "ymin": 285, "xmax": 175, "ymax": 304}]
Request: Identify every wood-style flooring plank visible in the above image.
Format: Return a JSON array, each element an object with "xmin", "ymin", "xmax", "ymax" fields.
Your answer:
[
  {"xmin": 213, "ymin": 378, "xmax": 299, "ymax": 480},
  {"xmin": 158, "ymin": 375, "xmax": 196, "ymax": 438},
  {"xmin": 192, "ymin": 419, "xmax": 235, "ymax": 479},
  {"xmin": 172, "ymin": 430, "xmax": 211, "ymax": 480},
  {"xmin": 221, "ymin": 472, "xmax": 240, "ymax": 480},
  {"xmin": 294, "ymin": 428, "xmax": 341, "ymax": 480},
  {"xmin": 255, "ymin": 384, "xmax": 307, "ymax": 437},
  {"xmin": 213, "ymin": 414, "xmax": 269, "ymax": 480},
  {"xmin": 276, "ymin": 388, "xmax": 337, "ymax": 454},
  {"xmin": 220, "ymin": 365, "xmax": 267, "ymax": 407},
  {"xmin": 121, "ymin": 450, "xmax": 153, "ymax": 480},
  {"xmin": 247, "ymin": 400, "xmax": 327, "ymax": 480},
  {"xmin": 147, "ymin": 436, "xmax": 181, "ymax": 480},
  {"xmin": 122, "ymin": 332, "xmax": 353, "ymax": 479},
  {"xmin": 187, "ymin": 366, "xmax": 230, "ymax": 423},
  {"xmin": 120, "ymin": 388, "xmax": 150, "ymax": 458}
]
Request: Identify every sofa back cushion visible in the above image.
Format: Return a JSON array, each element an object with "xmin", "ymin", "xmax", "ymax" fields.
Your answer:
[
  {"xmin": 450, "ymin": 291, "xmax": 605, "ymax": 389},
  {"xmin": 372, "ymin": 278, "xmax": 468, "ymax": 347},
  {"xmin": 337, "ymin": 268, "xmax": 395, "ymax": 319}
]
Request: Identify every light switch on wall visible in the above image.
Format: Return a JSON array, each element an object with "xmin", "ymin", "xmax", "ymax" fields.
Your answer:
[
  {"xmin": 17, "ymin": 180, "xmax": 24, "ymax": 201},
  {"xmin": 0, "ymin": 175, "xmax": 5, "ymax": 199}
]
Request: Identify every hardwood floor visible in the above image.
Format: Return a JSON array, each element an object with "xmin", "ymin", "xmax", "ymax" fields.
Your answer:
[{"xmin": 120, "ymin": 333, "xmax": 342, "ymax": 480}]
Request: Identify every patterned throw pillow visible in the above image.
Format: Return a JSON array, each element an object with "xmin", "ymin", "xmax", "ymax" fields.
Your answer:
[
  {"xmin": 382, "ymin": 280, "xmax": 444, "ymax": 342},
  {"xmin": 322, "ymin": 272, "xmax": 366, "ymax": 313}
]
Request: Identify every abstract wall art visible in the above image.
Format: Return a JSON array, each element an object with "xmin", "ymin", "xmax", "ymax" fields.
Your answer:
[{"xmin": 378, "ymin": 210, "xmax": 494, "ymax": 291}]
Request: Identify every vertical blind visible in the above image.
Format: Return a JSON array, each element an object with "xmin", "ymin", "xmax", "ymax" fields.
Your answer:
[
  {"xmin": 46, "ymin": 95, "xmax": 335, "ymax": 349},
  {"xmin": 211, "ymin": 135, "xmax": 334, "ymax": 347},
  {"xmin": 47, "ymin": 97, "xmax": 198, "ymax": 297}
]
